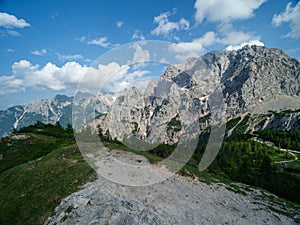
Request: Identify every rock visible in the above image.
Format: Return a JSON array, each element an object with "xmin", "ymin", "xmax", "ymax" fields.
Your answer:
[
  {"xmin": 45, "ymin": 161, "xmax": 299, "ymax": 225},
  {"xmin": 97, "ymin": 46, "xmax": 300, "ymax": 144},
  {"xmin": 56, "ymin": 212, "xmax": 66, "ymax": 223},
  {"xmin": 73, "ymin": 196, "xmax": 90, "ymax": 208}
]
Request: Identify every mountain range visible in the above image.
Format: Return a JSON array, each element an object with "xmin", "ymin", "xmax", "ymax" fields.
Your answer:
[
  {"xmin": 96, "ymin": 45, "xmax": 300, "ymax": 145},
  {"xmin": 1, "ymin": 45, "xmax": 299, "ymax": 141}
]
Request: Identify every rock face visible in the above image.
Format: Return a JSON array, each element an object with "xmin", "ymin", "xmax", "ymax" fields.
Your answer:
[
  {"xmin": 0, "ymin": 93, "xmax": 115, "ymax": 137},
  {"xmin": 97, "ymin": 46, "xmax": 300, "ymax": 144},
  {"xmin": 1, "ymin": 46, "xmax": 299, "ymax": 139},
  {"xmin": 45, "ymin": 150, "xmax": 299, "ymax": 225},
  {"xmin": 0, "ymin": 95, "xmax": 73, "ymax": 137}
]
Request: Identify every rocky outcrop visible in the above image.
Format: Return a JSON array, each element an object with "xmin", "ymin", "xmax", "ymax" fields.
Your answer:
[
  {"xmin": 97, "ymin": 46, "xmax": 300, "ymax": 144},
  {"xmin": 45, "ymin": 150, "xmax": 299, "ymax": 225}
]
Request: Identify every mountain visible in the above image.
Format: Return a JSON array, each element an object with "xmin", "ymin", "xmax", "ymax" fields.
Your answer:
[
  {"xmin": 0, "ymin": 92, "xmax": 115, "ymax": 137},
  {"xmin": 97, "ymin": 45, "xmax": 300, "ymax": 144},
  {"xmin": 1, "ymin": 45, "xmax": 300, "ymax": 225},
  {"xmin": 0, "ymin": 95, "xmax": 73, "ymax": 137},
  {"xmin": 1, "ymin": 45, "xmax": 299, "ymax": 140}
]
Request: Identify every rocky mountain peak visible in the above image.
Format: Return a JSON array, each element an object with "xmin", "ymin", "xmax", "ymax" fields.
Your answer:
[
  {"xmin": 97, "ymin": 46, "xmax": 300, "ymax": 144},
  {"xmin": 0, "ymin": 46, "xmax": 299, "ymax": 140}
]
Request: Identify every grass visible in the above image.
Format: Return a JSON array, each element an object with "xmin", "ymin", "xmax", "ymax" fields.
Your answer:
[
  {"xmin": 1, "ymin": 125, "xmax": 299, "ymax": 224},
  {"xmin": 0, "ymin": 139, "xmax": 96, "ymax": 225},
  {"xmin": 0, "ymin": 133, "xmax": 74, "ymax": 173}
]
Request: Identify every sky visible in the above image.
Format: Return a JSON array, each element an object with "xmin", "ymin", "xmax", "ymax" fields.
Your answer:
[{"xmin": 0, "ymin": 0, "xmax": 299, "ymax": 109}]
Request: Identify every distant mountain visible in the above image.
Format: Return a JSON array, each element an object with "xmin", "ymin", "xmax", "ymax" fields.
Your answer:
[
  {"xmin": 0, "ymin": 95, "xmax": 73, "ymax": 137},
  {"xmin": 0, "ymin": 92, "xmax": 116, "ymax": 137}
]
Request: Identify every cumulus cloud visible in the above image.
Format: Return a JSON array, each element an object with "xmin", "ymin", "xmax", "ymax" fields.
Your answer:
[
  {"xmin": 0, "ymin": 76, "xmax": 24, "ymax": 95},
  {"xmin": 30, "ymin": 49, "xmax": 47, "ymax": 56},
  {"xmin": 0, "ymin": 60, "xmax": 87, "ymax": 95},
  {"xmin": 74, "ymin": 62, "xmax": 150, "ymax": 93},
  {"xmin": 131, "ymin": 43, "xmax": 150, "ymax": 63},
  {"xmin": 225, "ymin": 39, "xmax": 264, "ymax": 51},
  {"xmin": 0, "ymin": 12, "xmax": 30, "ymax": 28},
  {"xmin": 194, "ymin": 0, "xmax": 266, "ymax": 23},
  {"xmin": 170, "ymin": 31, "xmax": 216, "ymax": 54},
  {"xmin": 101, "ymin": 68, "xmax": 150, "ymax": 93},
  {"xmin": 169, "ymin": 29, "xmax": 264, "ymax": 61},
  {"xmin": 87, "ymin": 36, "xmax": 110, "ymax": 47},
  {"xmin": 272, "ymin": 2, "xmax": 300, "ymax": 38},
  {"xmin": 151, "ymin": 11, "xmax": 190, "ymax": 36},
  {"xmin": 0, "ymin": 60, "xmax": 151, "ymax": 96},
  {"xmin": 116, "ymin": 21, "xmax": 124, "ymax": 28},
  {"xmin": 217, "ymin": 30, "xmax": 260, "ymax": 46},
  {"xmin": 131, "ymin": 30, "xmax": 145, "ymax": 41}
]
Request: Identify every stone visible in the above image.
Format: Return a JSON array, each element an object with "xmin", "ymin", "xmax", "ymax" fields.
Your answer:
[{"xmin": 97, "ymin": 46, "xmax": 300, "ymax": 144}]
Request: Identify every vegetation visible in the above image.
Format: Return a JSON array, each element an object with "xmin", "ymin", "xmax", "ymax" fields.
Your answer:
[
  {"xmin": 0, "ymin": 122, "xmax": 96, "ymax": 225},
  {"xmin": 209, "ymin": 140, "xmax": 300, "ymax": 204},
  {"xmin": 167, "ymin": 114, "xmax": 182, "ymax": 132},
  {"xmin": 0, "ymin": 122, "xmax": 74, "ymax": 173},
  {"xmin": 17, "ymin": 120, "xmax": 75, "ymax": 140},
  {"xmin": 193, "ymin": 119, "xmax": 300, "ymax": 204},
  {"xmin": 97, "ymin": 122, "xmax": 300, "ymax": 204},
  {"xmin": 254, "ymin": 129, "xmax": 300, "ymax": 151},
  {"xmin": 1, "ymin": 119, "xmax": 299, "ymax": 224}
]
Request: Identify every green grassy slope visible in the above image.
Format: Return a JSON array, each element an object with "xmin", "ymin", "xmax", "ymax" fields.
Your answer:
[{"xmin": 0, "ymin": 124, "xmax": 96, "ymax": 225}]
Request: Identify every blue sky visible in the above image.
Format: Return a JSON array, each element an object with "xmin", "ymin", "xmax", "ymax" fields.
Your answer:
[{"xmin": 0, "ymin": 0, "xmax": 299, "ymax": 109}]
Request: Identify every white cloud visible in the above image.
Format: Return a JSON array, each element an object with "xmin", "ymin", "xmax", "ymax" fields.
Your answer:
[
  {"xmin": 169, "ymin": 29, "xmax": 264, "ymax": 61},
  {"xmin": 87, "ymin": 36, "xmax": 110, "ymax": 47},
  {"xmin": 131, "ymin": 30, "xmax": 145, "ymax": 40},
  {"xmin": 0, "ymin": 12, "xmax": 30, "ymax": 28},
  {"xmin": 51, "ymin": 10, "xmax": 59, "ymax": 19},
  {"xmin": 6, "ymin": 29, "xmax": 21, "ymax": 36},
  {"xmin": 217, "ymin": 30, "xmax": 259, "ymax": 45},
  {"xmin": 170, "ymin": 31, "xmax": 216, "ymax": 54},
  {"xmin": 0, "ymin": 60, "xmax": 151, "ymax": 96},
  {"xmin": 225, "ymin": 39, "xmax": 264, "ymax": 51},
  {"xmin": 214, "ymin": 22, "xmax": 262, "ymax": 46},
  {"xmin": 169, "ymin": 32, "xmax": 215, "ymax": 61},
  {"xmin": 117, "ymin": 21, "xmax": 124, "ymax": 28},
  {"xmin": 0, "ymin": 76, "xmax": 24, "ymax": 95},
  {"xmin": 272, "ymin": 2, "xmax": 300, "ymax": 38},
  {"xmin": 7, "ymin": 48, "xmax": 14, "ymax": 53},
  {"xmin": 76, "ymin": 35, "xmax": 86, "ymax": 42},
  {"xmin": 0, "ymin": 60, "xmax": 89, "ymax": 95},
  {"xmin": 77, "ymin": 35, "xmax": 117, "ymax": 48},
  {"xmin": 58, "ymin": 53, "xmax": 83, "ymax": 61},
  {"xmin": 194, "ymin": 0, "xmax": 266, "ymax": 23},
  {"xmin": 30, "ymin": 49, "xmax": 47, "ymax": 56},
  {"xmin": 98, "ymin": 64, "xmax": 150, "ymax": 93},
  {"xmin": 151, "ymin": 11, "xmax": 190, "ymax": 36},
  {"xmin": 131, "ymin": 43, "xmax": 150, "ymax": 63}
]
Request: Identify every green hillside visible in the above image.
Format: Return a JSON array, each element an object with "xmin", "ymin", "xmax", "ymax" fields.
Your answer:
[
  {"xmin": 0, "ymin": 121, "xmax": 299, "ymax": 225},
  {"xmin": 0, "ymin": 123, "xmax": 96, "ymax": 225}
]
